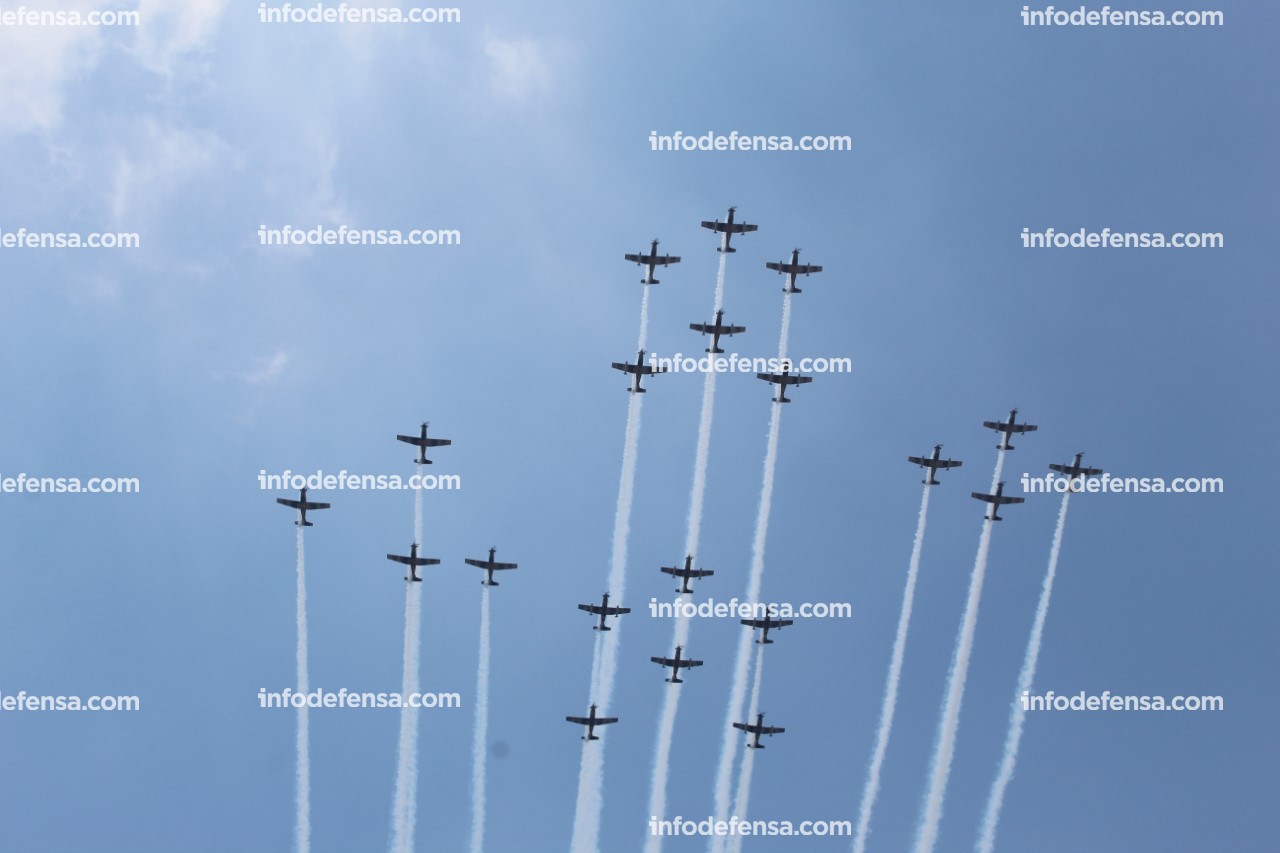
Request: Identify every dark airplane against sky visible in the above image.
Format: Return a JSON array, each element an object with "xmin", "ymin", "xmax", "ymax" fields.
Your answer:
[
  {"xmin": 396, "ymin": 422, "xmax": 452, "ymax": 465},
  {"xmin": 908, "ymin": 444, "xmax": 964, "ymax": 486},
  {"xmin": 464, "ymin": 547, "xmax": 519, "ymax": 587},
  {"xmin": 971, "ymin": 481, "xmax": 1026, "ymax": 522},
  {"xmin": 689, "ymin": 309, "xmax": 747, "ymax": 354},
  {"xmin": 566, "ymin": 704, "xmax": 618, "ymax": 742},
  {"xmin": 741, "ymin": 613, "xmax": 794, "ymax": 645},
  {"xmin": 734, "ymin": 712, "xmax": 785, "ymax": 750},
  {"xmin": 623, "ymin": 239, "xmax": 681, "ymax": 285},
  {"xmin": 756, "ymin": 368, "xmax": 813, "ymax": 403},
  {"xmin": 386, "ymin": 542, "xmax": 440, "ymax": 583},
  {"xmin": 660, "ymin": 555, "xmax": 714, "ymax": 595},
  {"xmin": 611, "ymin": 349, "xmax": 667, "ymax": 393},
  {"xmin": 983, "ymin": 408, "xmax": 1038, "ymax": 451},
  {"xmin": 700, "ymin": 206, "xmax": 758, "ymax": 253},
  {"xmin": 578, "ymin": 593, "xmax": 630, "ymax": 631},
  {"xmin": 276, "ymin": 488, "xmax": 330, "ymax": 527},
  {"xmin": 650, "ymin": 645, "xmax": 704, "ymax": 684},
  {"xmin": 1049, "ymin": 452, "xmax": 1105, "ymax": 481},
  {"xmin": 765, "ymin": 248, "xmax": 824, "ymax": 294}
]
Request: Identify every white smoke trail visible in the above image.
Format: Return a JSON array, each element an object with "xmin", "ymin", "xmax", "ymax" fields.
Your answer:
[
  {"xmin": 711, "ymin": 293, "xmax": 792, "ymax": 842},
  {"xmin": 390, "ymin": 488, "xmax": 425, "ymax": 853},
  {"xmin": 571, "ymin": 286, "xmax": 652, "ymax": 853},
  {"xmin": 295, "ymin": 525, "xmax": 310, "ymax": 853},
  {"xmin": 913, "ymin": 452, "xmax": 1006, "ymax": 853},
  {"xmin": 853, "ymin": 485, "xmax": 933, "ymax": 853},
  {"xmin": 976, "ymin": 491, "xmax": 1072, "ymax": 853},
  {"xmin": 725, "ymin": 645, "xmax": 767, "ymax": 853},
  {"xmin": 469, "ymin": 588, "xmax": 492, "ymax": 853},
  {"xmin": 645, "ymin": 258, "xmax": 726, "ymax": 853}
]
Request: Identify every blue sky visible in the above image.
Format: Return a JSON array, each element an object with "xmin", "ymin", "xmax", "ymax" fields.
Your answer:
[{"xmin": 0, "ymin": 1, "xmax": 1276, "ymax": 851}]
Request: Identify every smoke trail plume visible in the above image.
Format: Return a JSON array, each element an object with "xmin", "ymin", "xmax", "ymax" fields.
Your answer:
[
  {"xmin": 913, "ymin": 452, "xmax": 1006, "ymax": 853},
  {"xmin": 976, "ymin": 491, "xmax": 1072, "ymax": 853},
  {"xmin": 711, "ymin": 292, "xmax": 793, "ymax": 835},
  {"xmin": 853, "ymin": 484, "xmax": 933, "ymax": 853},
  {"xmin": 390, "ymin": 488, "xmax": 425, "ymax": 853},
  {"xmin": 469, "ymin": 588, "xmax": 492, "ymax": 853},
  {"xmin": 570, "ymin": 285, "xmax": 652, "ymax": 853},
  {"xmin": 295, "ymin": 526, "xmax": 310, "ymax": 853},
  {"xmin": 725, "ymin": 645, "xmax": 767, "ymax": 853}
]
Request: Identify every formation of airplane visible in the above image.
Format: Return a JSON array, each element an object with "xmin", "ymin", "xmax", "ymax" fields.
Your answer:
[
  {"xmin": 689, "ymin": 309, "xmax": 746, "ymax": 354},
  {"xmin": 984, "ymin": 408, "xmax": 1038, "ymax": 451},
  {"xmin": 276, "ymin": 488, "xmax": 330, "ymax": 527},
  {"xmin": 971, "ymin": 481, "xmax": 1025, "ymax": 522},
  {"xmin": 1050, "ymin": 452, "xmax": 1104, "ymax": 481},
  {"xmin": 741, "ymin": 614, "xmax": 794, "ymax": 645},
  {"xmin": 765, "ymin": 249, "xmax": 823, "ymax": 293},
  {"xmin": 661, "ymin": 555, "xmax": 714, "ymax": 595},
  {"xmin": 464, "ymin": 547, "xmax": 519, "ymax": 586},
  {"xmin": 387, "ymin": 542, "xmax": 440, "ymax": 582},
  {"xmin": 908, "ymin": 444, "xmax": 964, "ymax": 485},
  {"xmin": 734, "ymin": 712, "xmax": 785, "ymax": 749},
  {"xmin": 623, "ymin": 239, "xmax": 681, "ymax": 285},
  {"xmin": 397, "ymin": 422, "xmax": 452, "ymax": 465},
  {"xmin": 700, "ymin": 206, "xmax": 758, "ymax": 253},
  {"xmin": 650, "ymin": 645, "xmax": 704, "ymax": 684},
  {"xmin": 578, "ymin": 593, "xmax": 630, "ymax": 631},
  {"xmin": 756, "ymin": 368, "xmax": 813, "ymax": 403},
  {"xmin": 611, "ymin": 350, "xmax": 667, "ymax": 393},
  {"xmin": 566, "ymin": 704, "xmax": 618, "ymax": 741}
]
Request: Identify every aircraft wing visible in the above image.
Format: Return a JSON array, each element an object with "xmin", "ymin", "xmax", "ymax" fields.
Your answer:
[
  {"xmin": 699, "ymin": 220, "xmax": 718, "ymax": 230},
  {"xmin": 276, "ymin": 498, "xmax": 303, "ymax": 509},
  {"xmin": 722, "ymin": 324, "xmax": 747, "ymax": 335},
  {"xmin": 732, "ymin": 223, "xmax": 758, "ymax": 234},
  {"xmin": 489, "ymin": 562, "xmax": 518, "ymax": 570},
  {"xmin": 652, "ymin": 254, "xmax": 680, "ymax": 266},
  {"xmin": 302, "ymin": 500, "xmax": 330, "ymax": 511},
  {"xmin": 595, "ymin": 716, "xmax": 618, "ymax": 726},
  {"xmin": 1008, "ymin": 424, "xmax": 1037, "ymax": 434},
  {"xmin": 565, "ymin": 715, "xmax": 591, "ymax": 725},
  {"xmin": 907, "ymin": 455, "xmax": 928, "ymax": 466},
  {"xmin": 971, "ymin": 492, "xmax": 998, "ymax": 504},
  {"xmin": 938, "ymin": 460, "xmax": 962, "ymax": 469},
  {"xmin": 465, "ymin": 558, "xmax": 516, "ymax": 569},
  {"xmin": 732, "ymin": 721, "xmax": 750, "ymax": 732},
  {"xmin": 388, "ymin": 554, "xmax": 440, "ymax": 565},
  {"xmin": 611, "ymin": 362, "xmax": 632, "ymax": 373},
  {"xmin": 758, "ymin": 724, "xmax": 784, "ymax": 735},
  {"xmin": 623, "ymin": 253, "xmax": 644, "ymax": 263},
  {"xmin": 981, "ymin": 420, "xmax": 1002, "ymax": 431}
]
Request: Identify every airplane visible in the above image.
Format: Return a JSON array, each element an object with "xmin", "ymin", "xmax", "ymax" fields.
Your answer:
[
  {"xmin": 765, "ymin": 249, "xmax": 823, "ymax": 293},
  {"xmin": 733, "ymin": 712, "xmax": 785, "ymax": 749},
  {"xmin": 464, "ymin": 547, "xmax": 519, "ymax": 586},
  {"xmin": 396, "ymin": 422, "xmax": 452, "ymax": 465},
  {"xmin": 741, "ymin": 613, "xmax": 794, "ymax": 645},
  {"xmin": 578, "ymin": 593, "xmax": 631, "ymax": 631},
  {"xmin": 660, "ymin": 555, "xmax": 714, "ymax": 595},
  {"xmin": 623, "ymin": 239, "xmax": 681, "ymax": 285},
  {"xmin": 700, "ymin": 206, "xmax": 758, "ymax": 253},
  {"xmin": 565, "ymin": 704, "xmax": 618, "ymax": 741},
  {"xmin": 756, "ymin": 368, "xmax": 813, "ymax": 403},
  {"xmin": 611, "ymin": 350, "xmax": 667, "ymax": 393},
  {"xmin": 386, "ymin": 542, "xmax": 440, "ymax": 582},
  {"xmin": 983, "ymin": 409, "xmax": 1038, "ymax": 451},
  {"xmin": 689, "ymin": 309, "xmax": 746, "ymax": 354},
  {"xmin": 650, "ymin": 645, "xmax": 704, "ymax": 684},
  {"xmin": 1049, "ymin": 452, "xmax": 1105, "ymax": 481},
  {"xmin": 276, "ymin": 488, "xmax": 330, "ymax": 527},
  {"xmin": 908, "ymin": 445, "xmax": 964, "ymax": 485},
  {"xmin": 971, "ymin": 481, "xmax": 1026, "ymax": 521}
]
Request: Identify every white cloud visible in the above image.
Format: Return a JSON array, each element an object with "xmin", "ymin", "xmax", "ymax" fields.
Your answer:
[
  {"xmin": 483, "ymin": 34, "xmax": 552, "ymax": 99},
  {"xmin": 130, "ymin": 0, "xmax": 228, "ymax": 77},
  {"xmin": 109, "ymin": 118, "xmax": 234, "ymax": 225}
]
